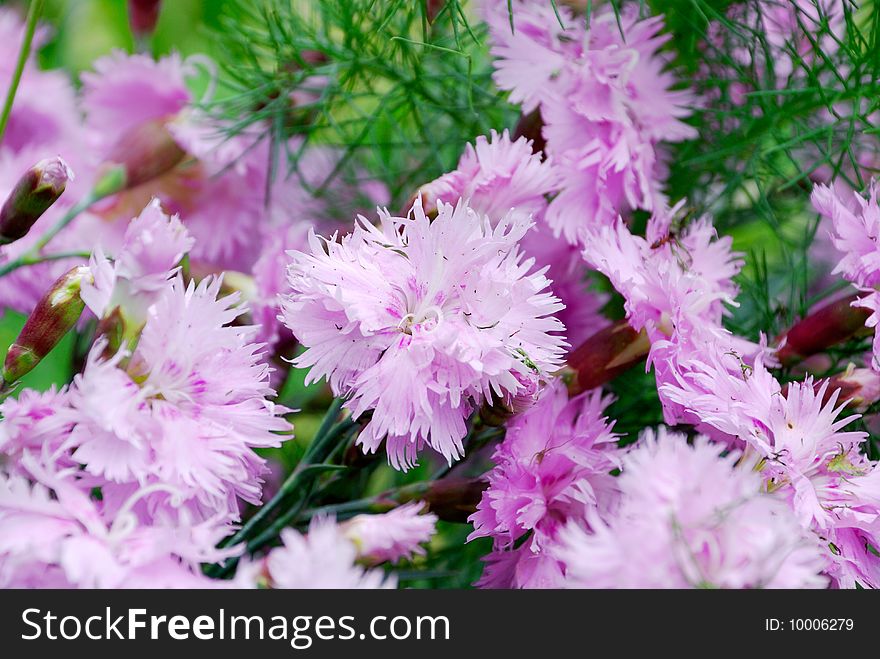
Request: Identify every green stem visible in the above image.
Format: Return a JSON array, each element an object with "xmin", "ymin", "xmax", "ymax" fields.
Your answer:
[
  {"xmin": 24, "ymin": 250, "xmax": 91, "ymax": 266},
  {"xmin": 297, "ymin": 481, "xmax": 432, "ymax": 522},
  {"xmin": 217, "ymin": 398, "xmax": 349, "ymax": 550},
  {"xmin": 32, "ymin": 192, "xmax": 98, "ymax": 253},
  {"xmin": 0, "ymin": 0, "xmax": 42, "ymax": 144},
  {"xmin": 207, "ymin": 401, "xmax": 358, "ymax": 578},
  {"xmin": 0, "ymin": 177, "xmax": 122, "ymax": 279}
]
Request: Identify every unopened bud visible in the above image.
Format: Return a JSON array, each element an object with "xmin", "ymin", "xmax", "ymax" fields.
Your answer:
[
  {"xmin": 566, "ymin": 320, "xmax": 651, "ymax": 394},
  {"xmin": 819, "ymin": 365, "xmax": 880, "ymax": 411},
  {"xmin": 513, "ymin": 109, "xmax": 546, "ymax": 156},
  {"xmin": 104, "ymin": 119, "xmax": 186, "ymax": 190},
  {"xmin": 128, "ymin": 0, "xmax": 161, "ymax": 38},
  {"xmin": 365, "ymin": 478, "xmax": 487, "ymax": 523},
  {"xmin": 776, "ymin": 294, "xmax": 872, "ymax": 366},
  {"xmin": 422, "ymin": 478, "xmax": 487, "ymax": 523},
  {"xmin": 94, "ymin": 307, "xmax": 125, "ymax": 360},
  {"xmin": 0, "ymin": 157, "xmax": 71, "ymax": 245},
  {"xmin": 2, "ymin": 266, "xmax": 91, "ymax": 384}
]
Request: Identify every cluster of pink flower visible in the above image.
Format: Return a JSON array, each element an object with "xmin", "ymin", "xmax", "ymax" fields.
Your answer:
[
  {"xmin": 0, "ymin": 6, "xmax": 435, "ymax": 588},
  {"xmin": 2, "ymin": 0, "xmax": 880, "ymax": 590}
]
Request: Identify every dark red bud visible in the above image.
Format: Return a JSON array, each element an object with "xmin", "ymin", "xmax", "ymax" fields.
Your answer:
[
  {"xmin": 128, "ymin": 0, "xmax": 161, "ymax": 37},
  {"xmin": 566, "ymin": 320, "xmax": 651, "ymax": 394},
  {"xmin": 776, "ymin": 294, "xmax": 871, "ymax": 366},
  {"xmin": 0, "ymin": 157, "xmax": 71, "ymax": 245},
  {"xmin": 105, "ymin": 119, "xmax": 186, "ymax": 190},
  {"xmin": 2, "ymin": 266, "xmax": 90, "ymax": 384},
  {"xmin": 513, "ymin": 109, "xmax": 546, "ymax": 156}
]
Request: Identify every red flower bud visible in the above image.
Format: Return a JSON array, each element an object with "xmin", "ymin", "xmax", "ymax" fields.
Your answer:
[
  {"xmin": 104, "ymin": 119, "xmax": 186, "ymax": 190},
  {"xmin": 776, "ymin": 294, "xmax": 871, "ymax": 366},
  {"xmin": 128, "ymin": 0, "xmax": 161, "ymax": 38},
  {"xmin": 513, "ymin": 109, "xmax": 546, "ymax": 156},
  {"xmin": 0, "ymin": 157, "xmax": 71, "ymax": 245},
  {"xmin": 565, "ymin": 320, "xmax": 650, "ymax": 394},
  {"xmin": 2, "ymin": 266, "xmax": 90, "ymax": 385},
  {"xmin": 804, "ymin": 365, "xmax": 880, "ymax": 411}
]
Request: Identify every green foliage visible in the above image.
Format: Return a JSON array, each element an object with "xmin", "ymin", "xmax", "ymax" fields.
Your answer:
[
  {"xmin": 205, "ymin": 0, "xmax": 515, "ymax": 209},
  {"xmin": 647, "ymin": 1, "xmax": 880, "ymax": 341},
  {"xmin": 0, "ymin": 311, "xmax": 74, "ymax": 391}
]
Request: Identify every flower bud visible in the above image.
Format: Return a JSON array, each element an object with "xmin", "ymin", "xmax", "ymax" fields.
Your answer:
[
  {"xmin": 819, "ymin": 365, "xmax": 880, "ymax": 411},
  {"xmin": 2, "ymin": 266, "xmax": 91, "ymax": 384},
  {"xmin": 776, "ymin": 294, "xmax": 871, "ymax": 366},
  {"xmin": 104, "ymin": 118, "xmax": 186, "ymax": 190},
  {"xmin": 366, "ymin": 478, "xmax": 487, "ymax": 523},
  {"xmin": 0, "ymin": 157, "xmax": 72, "ymax": 245},
  {"xmin": 421, "ymin": 478, "xmax": 487, "ymax": 523},
  {"xmin": 128, "ymin": 0, "xmax": 161, "ymax": 38},
  {"xmin": 565, "ymin": 320, "xmax": 651, "ymax": 394},
  {"xmin": 513, "ymin": 109, "xmax": 546, "ymax": 155}
]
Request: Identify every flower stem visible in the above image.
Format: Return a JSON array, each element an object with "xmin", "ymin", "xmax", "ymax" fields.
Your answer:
[
  {"xmin": 0, "ymin": 169, "xmax": 125, "ymax": 279},
  {"xmin": 0, "ymin": 0, "xmax": 42, "ymax": 145},
  {"xmin": 207, "ymin": 400, "xmax": 358, "ymax": 578},
  {"xmin": 217, "ymin": 397, "xmax": 351, "ymax": 550}
]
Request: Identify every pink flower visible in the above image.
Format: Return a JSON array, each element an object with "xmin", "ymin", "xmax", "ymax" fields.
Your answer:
[
  {"xmin": 469, "ymin": 380, "xmax": 619, "ymax": 588},
  {"xmin": 81, "ymin": 51, "xmax": 191, "ymax": 150},
  {"xmin": 80, "ymin": 198, "xmax": 194, "ymax": 330},
  {"xmin": 656, "ymin": 330, "xmax": 880, "ymax": 587},
  {"xmin": 0, "ymin": 454, "xmax": 230, "ymax": 588},
  {"xmin": 65, "ymin": 275, "xmax": 291, "ymax": 524},
  {"xmin": 484, "ymin": 2, "xmax": 696, "ymax": 244},
  {"xmin": 282, "ymin": 198, "xmax": 566, "ymax": 470},
  {"xmin": 421, "ymin": 129, "xmax": 558, "ymax": 224},
  {"xmin": 341, "ymin": 502, "xmax": 438, "ymax": 564},
  {"xmin": 482, "ymin": 0, "xmax": 578, "ymax": 114},
  {"xmin": 813, "ymin": 181, "xmax": 880, "ymax": 290},
  {"xmin": 0, "ymin": 10, "xmax": 82, "ymax": 155},
  {"xmin": 421, "ymin": 130, "xmax": 605, "ymax": 348},
  {"xmin": 582, "ymin": 203, "xmax": 743, "ymax": 342},
  {"xmin": 0, "ymin": 386, "xmax": 71, "ymax": 470},
  {"xmin": 812, "ymin": 180, "xmax": 880, "ymax": 369},
  {"xmin": 236, "ymin": 517, "xmax": 393, "ymax": 589},
  {"xmin": 543, "ymin": 126, "xmax": 665, "ymax": 243},
  {"xmin": 558, "ymin": 428, "xmax": 828, "ymax": 589}
]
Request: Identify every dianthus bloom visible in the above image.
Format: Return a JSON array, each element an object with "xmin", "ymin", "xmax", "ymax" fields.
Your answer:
[
  {"xmin": 812, "ymin": 180, "xmax": 880, "ymax": 369},
  {"xmin": 281, "ymin": 198, "xmax": 566, "ymax": 470},
  {"xmin": 469, "ymin": 380, "xmax": 619, "ymax": 588},
  {"xmin": 0, "ymin": 386, "xmax": 71, "ymax": 469},
  {"xmin": 80, "ymin": 51, "xmax": 387, "ymax": 279},
  {"xmin": 656, "ymin": 333, "xmax": 880, "ymax": 587},
  {"xmin": 66, "ymin": 274, "xmax": 291, "ymax": 524},
  {"xmin": 81, "ymin": 198, "xmax": 194, "ymax": 333},
  {"xmin": 80, "ymin": 50, "xmax": 270, "ymax": 270},
  {"xmin": 581, "ymin": 202, "xmax": 743, "ymax": 343},
  {"xmin": 0, "ymin": 454, "xmax": 229, "ymax": 588},
  {"xmin": 235, "ymin": 517, "xmax": 393, "ymax": 589},
  {"xmin": 420, "ymin": 130, "xmax": 606, "ymax": 349},
  {"xmin": 341, "ymin": 502, "xmax": 438, "ymax": 565},
  {"xmin": 58, "ymin": 206, "xmax": 292, "ymax": 525},
  {"xmin": 420, "ymin": 129, "xmax": 558, "ymax": 225},
  {"xmin": 558, "ymin": 428, "xmax": 827, "ymax": 589},
  {"xmin": 484, "ymin": 1, "xmax": 696, "ymax": 243}
]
